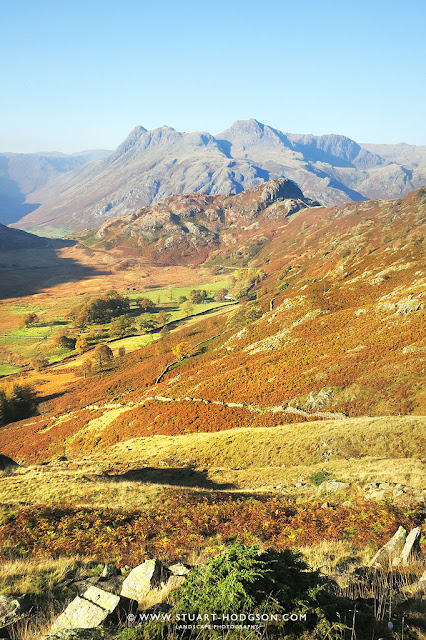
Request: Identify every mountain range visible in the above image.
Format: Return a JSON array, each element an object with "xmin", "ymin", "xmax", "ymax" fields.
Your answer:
[{"xmin": 5, "ymin": 119, "xmax": 426, "ymax": 234}]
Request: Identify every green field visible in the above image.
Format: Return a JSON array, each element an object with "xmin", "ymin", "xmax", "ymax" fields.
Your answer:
[
  {"xmin": 0, "ymin": 364, "xmax": 21, "ymax": 376},
  {"xmin": 0, "ymin": 278, "xmax": 234, "ymax": 375}
]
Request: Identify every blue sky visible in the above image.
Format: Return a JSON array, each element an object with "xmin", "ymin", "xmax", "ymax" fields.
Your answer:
[{"xmin": 1, "ymin": 0, "xmax": 425, "ymax": 152}]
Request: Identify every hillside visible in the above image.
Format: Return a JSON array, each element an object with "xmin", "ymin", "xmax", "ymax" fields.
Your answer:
[
  {"xmin": 1, "ymin": 187, "xmax": 425, "ymax": 464},
  {"xmin": 0, "ymin": 223, "xmax": 50, "ymax": 251},
  {"xmin": 80, "ymin": 178, "xmax": 318, "ymax": 264},
  {"xmin": 12, "ymin": 120, "xmax": 426, "ymax": 234}
]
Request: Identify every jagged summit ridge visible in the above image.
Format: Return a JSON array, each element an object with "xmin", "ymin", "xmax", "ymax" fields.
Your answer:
[{"xmin": 12, "ymin": 120, "xmax": 426, "ymax": 233}]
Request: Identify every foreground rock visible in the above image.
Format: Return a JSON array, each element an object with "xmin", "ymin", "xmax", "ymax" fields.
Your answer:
[
  {"xmin": 370, "ymin": 526, "xmax": 425, "ymax": 569},
  {"xmin": 50, "ymin": 586, "xmax": 137, "ymax": 633},
  {"xmin": 120, "ymin": 559, "xmax": 171, "ymax": 602},
  {"xmin": 43, "ymin": 629, "xmax": 122, "ymax": 639},
  {"xmin": 397, "ymin": 526, "xmax": 423, "ymax": 565},
  {"xmin": 369, "ymin": 526, "xmax": 407, "ymax": 568},
  {"xmin": 0, "ymin": 594, "xmax": 31, "ymax": 636}
]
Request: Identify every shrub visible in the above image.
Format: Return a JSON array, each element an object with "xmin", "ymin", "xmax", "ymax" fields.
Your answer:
[
  {"xmin": 30, "ymin": 356, "xmax": 49, "ymax": 371},
  {"xmin": 142, "ymin": 543, "xmax": 344, "ymax": 639},
  {"xmin": 309, "ymin": 470, "xmax": 335, "ymax": 486}
]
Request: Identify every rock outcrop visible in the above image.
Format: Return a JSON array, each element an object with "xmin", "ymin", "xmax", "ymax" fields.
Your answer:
[
  {"xmin": 370, "ymin": 526, "xmax": 424, "ymax": 569},
  {"xmin": 50, "ymin": 586, "xmax": 137, "ymax": 633},
  {"xmin": 120, "ymin": 559, "xmax": 171, "ymax": 603},
  {"xmin": 370, "ymin": 527, "xmax": 407, "ymax": 568}
]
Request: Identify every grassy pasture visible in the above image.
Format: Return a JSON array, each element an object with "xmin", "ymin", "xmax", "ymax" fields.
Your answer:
[{"xmin": 0, "ymin": 276, "xmax": 232, "ymax": 373}]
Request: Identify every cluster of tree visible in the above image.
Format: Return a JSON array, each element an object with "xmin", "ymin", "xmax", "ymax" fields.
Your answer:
[
  {"xmin": 214, "ymin": 288, "xmax": 229, "ymax": 302},
  {"xmin": 188, "ymin": 289, "xmax": 209, "ymax": 304},
  {"xmin": 81, "ymin": 344, "xmax": 115, "ymax": 377},
  {"xmin": 109, "ymin": 316, "xmax": 135, "ymax": 338},
  {"xmin": 228, "ymin": 268, "xmax": 267, "ymax": 300},
  {"xmin": 0, "ymin": 381, "xmax": 36, "ymax": 426},
  {"xmin": 70, "ymin": 291, "xmax": 131, "ymax": 328}
]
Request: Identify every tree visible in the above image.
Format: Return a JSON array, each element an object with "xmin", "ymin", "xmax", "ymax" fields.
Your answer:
[
  {"xmin": 54, "ymin": 333, "xmax": 77, "ymax": 350},
  {"xmin": 180, "ymin": 300, "xmax": 194, "ymax": 317},
  {"xmin": 142, "ymin": 543, "xmax": 341, "ymax": 639},
  {"xmin": 138, "ymin": 297, "xmax": 156, "ymax": 313},
  {"xmin": 75, "ymin": 336, "xmax": 90, "ymax": 354},
  {"xmin": 157, "ymin": 310, "xmax": 171, "ymax": 327},
  {"xmin": 91, "ymin": 344, "xmax": 114, "ymax": 372},
  {"xmin": 22, "ymin": 313, "xmax": 39, "ymax": 328},
  {"xmin": 109, "ymin": 316, "xmax": 133, "ymax": 338},
  {"xmin": 31, "ymin": 356, "xmax": 49, "ymax": 371},
  {"xmin": 214, "ymin": 288, "xmax": 229, "ymax": 302},
  {"xmin": 0, "ymin": 381, "xmax": 36, "ymax": 425},
  {"xmin": 140, "ymin": 315, "xmax": 158, "ymax": 332},
  {"xmin": 173, "ymin": 341, "xmax": 189, "ymax": 361},
  {"xmin": 178, "ymin": 295, "xmax": 188, "ymax": 304}
]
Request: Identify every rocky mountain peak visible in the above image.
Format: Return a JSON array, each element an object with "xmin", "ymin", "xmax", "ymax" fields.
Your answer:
[{"xmin": 216, "ymin": 119, "xmax": 291, "ymax": 150}]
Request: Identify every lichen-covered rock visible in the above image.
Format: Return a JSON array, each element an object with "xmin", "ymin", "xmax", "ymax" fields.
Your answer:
[
  {"xmin": 318, "ymin": 480, "xmax": 350, "ymax": 493},
  {"xmin": 50, "ymin": 586, "xmax": 136, "ymax": 633},
  {"xmin": 398, "ymin": 527, "xmax": 423, "ymax": 565},
  {"xmin": 370, "ymin": 526, "xmax": 407, "ymax": 568},
  {"xmin": 101, "ymin": 564, "xmax": 120, "ymax": 579},
  {"xmin": 0, "ymin": 593, "xmax": 31, "ymax": 634},
  {"xmin": 120, "ymin": 559, "xmax": 171, "ymax": 603},
  {"xmin": 43, "ymin": 628, "xmax": 122, "ymax": 639},
  {"xmin": 168, "ymin": 563, "xmax": 191, "ymax": 576}
]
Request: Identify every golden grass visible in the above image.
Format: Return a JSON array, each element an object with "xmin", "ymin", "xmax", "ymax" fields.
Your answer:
[
  {"xmin": 0, "ymin": 463, "xmax": 162, "ymax": 509},
  {"xmin": 0, "ymin": 416, "xmax": 424, "ymax": 508},
  {"xmin": 102, "ymin": 415, "xmax": 426, "ymax": 469},
  {"xmin": 0, "ymin": 556, "xmax": 78, "ymax": 597}
]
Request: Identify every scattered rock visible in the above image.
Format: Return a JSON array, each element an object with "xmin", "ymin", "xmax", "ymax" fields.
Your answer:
[
  {"xmin": 101, "ymin": 564, "xmax": 120, "ymax": 579},
  {"xmin": 50, "ymin": 586, "xmax": 137, "ymax": 633},
  {"xmin": 370, "ymin": 526, "xmax": 407, "ymax": 568},
  {"xmin": 168, "ymin": 563, "xmax": 191, "ymax": 577},
  {"xmin": 43, "ymin": 629, "xmax": 121, "ymax": 639},
  {"xmin": 121, "ymin": 559, "xmax": 171, "ymax": 603},
  {"xmin": 318, "ymin": 480, "xmax": 350, "ymax": 493},
  {"xmin": 0, "ymin": 594, "xmax": 31, "ymax": 634}
]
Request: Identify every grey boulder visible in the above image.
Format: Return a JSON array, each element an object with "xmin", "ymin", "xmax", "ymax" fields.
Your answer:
[
  {"xmin": 50, "ymin": 586, "xmax": 137, "ymax": 633},
  {"xmin": 120, "ymin": 559, "xmax": 171, "ymax": 603}
]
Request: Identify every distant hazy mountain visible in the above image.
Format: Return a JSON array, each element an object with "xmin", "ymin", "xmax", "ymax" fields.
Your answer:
[
  {"xmin": 0, "ymin": 150, "xmax": 111, "ymax": 225},
  {"xmin": 10, "ymin": 120, "xmax": 426, "ymax": 234},
  {"xmin": 360, "ymin": 142, "xmax": 426, "ymax": 167}
]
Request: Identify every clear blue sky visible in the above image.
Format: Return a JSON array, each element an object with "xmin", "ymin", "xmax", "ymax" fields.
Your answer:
[{"xmin": 1, "ymin": 0, "xmax": 425, "ymax": 153}]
